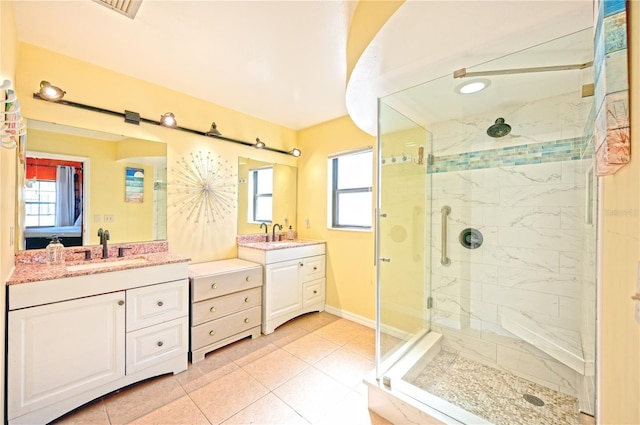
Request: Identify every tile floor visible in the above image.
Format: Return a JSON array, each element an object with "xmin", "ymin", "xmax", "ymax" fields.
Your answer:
[{"xmin": 53, "ymin": 312, "xmax": 391, "ymax": 425}]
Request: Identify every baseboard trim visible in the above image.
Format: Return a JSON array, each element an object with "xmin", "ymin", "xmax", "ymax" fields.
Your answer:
[{"xmin": 324, "ymin": 305, "xmax": 376, "ymax": 329}]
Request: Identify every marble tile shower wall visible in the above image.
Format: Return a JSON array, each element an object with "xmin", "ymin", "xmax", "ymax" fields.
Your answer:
[
  {"xmin": 428, "ymin": 160, "xmax": 590, "ymax": 397},
  {"xmin": 424, "ymin": 92, "xmax": 594, "ymax": 399}
]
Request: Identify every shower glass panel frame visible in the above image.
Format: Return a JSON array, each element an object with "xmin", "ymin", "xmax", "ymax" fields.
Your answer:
[
  {"xmin": 376, "ymin": 28, "xmax": 597, "ymax": 424},
  {"xmin": 376, "ymin": 101, "xmax": 432, "ymax": 378}
]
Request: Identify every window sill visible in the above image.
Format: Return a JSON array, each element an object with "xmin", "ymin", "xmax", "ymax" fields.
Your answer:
[{"xmin": 328, "ymin": 227, "xmax": 372, "ymax": 233}]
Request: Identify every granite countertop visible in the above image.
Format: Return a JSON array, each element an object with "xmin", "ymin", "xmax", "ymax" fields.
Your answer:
[
  {"xmin": 237, "ymin": 239, "xmax": 325, "ymax": 251},
  {"xmin": 8, "ymin": 246, "xmax": 190, "ymax": 285}
]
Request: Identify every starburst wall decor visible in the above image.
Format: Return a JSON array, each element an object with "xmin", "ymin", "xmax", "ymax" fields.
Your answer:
[{"xmin": 170, "ymin": 151, "xmax": 236, "ymax": 223}]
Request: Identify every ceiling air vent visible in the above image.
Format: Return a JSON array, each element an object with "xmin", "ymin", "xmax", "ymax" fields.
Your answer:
[{"xmin": 92, "ymin": 0, "xmax": 142, "ymax": 19}]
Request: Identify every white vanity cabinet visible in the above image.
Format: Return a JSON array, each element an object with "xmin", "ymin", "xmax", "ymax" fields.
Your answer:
[
  {"xmin": 188, "ymin": 259, "xmax": 263, "ymax": 363},
  {"xmin": 6, "ymin": 261, "xmax": 189, "ymax": 425},
  {"xmin": 238, "ymin": 243, "xmax": 326, "ymax": 334}
]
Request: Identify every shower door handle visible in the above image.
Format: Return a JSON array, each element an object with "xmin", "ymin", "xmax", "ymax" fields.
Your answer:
[{"xmin": 441, "ymin": 206, "xmax": 451, "ymax": 266}]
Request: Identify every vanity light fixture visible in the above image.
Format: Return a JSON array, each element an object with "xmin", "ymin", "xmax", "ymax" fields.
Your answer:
[
  {"xmin": 38, "ymin": 81, "xmax": 66, "ymax": 101},
  {"xmin": 160, "ymin": 112, "xmax": 177, "ymax": 128},
  {"xmin": 205, "ymin": 122, "xmax": 222, "ymax": 136},
  {"xmin": 32, "ymin": 81, "xmax": 302, "ymax": 156},
  {"xmin": 124, "ymin": 110, "xmax": 141, "ymax": 125}
]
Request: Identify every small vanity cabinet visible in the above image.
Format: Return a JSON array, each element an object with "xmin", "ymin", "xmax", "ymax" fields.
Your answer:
[
  {"xmin": 238, "ymin": 242, "xmax": 326, "ymax": 334},
  {"xmin": 6, "ymin": 261, "xmax": 189, "ymax": 425},
  {"xmin": 188, "ymin": 259, "xmax": 263, "ymax": 363}
]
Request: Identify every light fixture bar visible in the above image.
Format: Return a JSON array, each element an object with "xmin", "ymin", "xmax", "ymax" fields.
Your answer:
[
  {"xmin": 453, "ymin": 61, "xmax": 594, "ymax": 79},
  {"xmin": 32, "ymin": 93, "xmax": 297, "ymax": 156}
]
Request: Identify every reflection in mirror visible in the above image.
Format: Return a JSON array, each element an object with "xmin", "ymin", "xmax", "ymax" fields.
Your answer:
[
  {"xmin": 238, "ymin": 157, "xmax": 297, "ymax": 235},
  {"xmin": 17, "ymin": 121, "xmax": 167, "ymax": 250}
]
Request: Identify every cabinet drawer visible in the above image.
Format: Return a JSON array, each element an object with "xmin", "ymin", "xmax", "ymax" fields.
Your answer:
[
  {"xmin": 126, "ymin": 317, "xmax": 188, "ymax": 374},
  {"xmin": 127, "ymin": 280, "xmax": 189, "ymax": 331},
  {"xmin": 192, "ymin": 287, "xmax": 261, "ymax": 325},
  {"xmin": 303, "ymin": 278, "xmax": 325, "ymax": 307},
  {"xmin": 191, "ymin": 306, "xmax": 261, "ymax": 349},
  {"xmin": 300, "ymin": 255, "xmax": 325, "ymax": 282},
  {"xmin": 192, "ymin": 267, "xmax": 262, "ymax": 302}
]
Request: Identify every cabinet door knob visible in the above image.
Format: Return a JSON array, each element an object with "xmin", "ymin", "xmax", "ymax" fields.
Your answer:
[
  {"xmin": 157, "ymin": 341, "xmax": 164, "ymax": 347},
  {"xmin": 299, "ymin": 262, "xmax": 304, "ymax": 267},
  {"xmin": 210, "ymin": 306, "xmax": 216, "ymax": 313},
  {"xmin": 211, "ymin": 283, "xmax": 218, "ymax": 290},
  {"xmin": 244, "ymin": 297, "xmax": 250, "ymax": 303},
  {"xmin": 313, "ymin": 266, "xmax": 318, "ymax": 271},
  {"xmin": 209, "ymin": 330, "xmax": 216, "ymax": 336},
  {"xmin": 157, "ymin": 301, "xmax": 164, "ymax": 307},
  {"xmin": 313, "ymin": 290, "xmax": 318, "ymax": 294},
  {"xmin": 244, "ymin": 318, "xmax": 250, "ymax": 323},
  {"xmin": 118, "ymin": 300, "xmax": 125, "ymax": 306},
  {"xmin": 245, "ymin": 276, "xmax": 252, "ymax": 282}
]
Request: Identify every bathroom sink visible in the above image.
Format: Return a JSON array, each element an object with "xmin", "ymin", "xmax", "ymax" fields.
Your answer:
[{"xmin": 66, "ymin": 257, "xmax": 149, "ymax": 272}]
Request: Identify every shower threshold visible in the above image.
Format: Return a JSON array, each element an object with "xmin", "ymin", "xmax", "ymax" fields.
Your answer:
[{"xmin": 367, "ymin": 332, "xmax": 584, "ymax": 425}]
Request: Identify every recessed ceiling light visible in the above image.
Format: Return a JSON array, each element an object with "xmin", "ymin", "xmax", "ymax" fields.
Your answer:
[{"xmin": 455, "ymin": 78, "xmax": 491, "ymax": 95}]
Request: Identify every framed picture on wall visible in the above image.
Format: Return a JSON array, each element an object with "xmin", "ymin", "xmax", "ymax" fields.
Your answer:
[{"xmin": 125, "ymin": 167, "xmax": 144, "ymax": 203}]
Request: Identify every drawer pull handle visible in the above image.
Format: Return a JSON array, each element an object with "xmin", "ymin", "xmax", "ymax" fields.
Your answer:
[
  {"xmin": 244, "ymin": 297, "xmax": 250, "ymax": 303},
  {"xmin": 313, "ymin": 290, "xmax": 318, "ymax": 294},
  {"xmin": 157, "ymin": 301, "xmax": 164, "ymax": 307},
  {"xmin": 209, "ymin": 330, "xmax": 216, "ymax": 336},
  {"xmin": 299, "ymin": 262, "xmax": 304, "ymax": 267},
  {"xmin": 157, "ymin": 341, "xmax": 164, "ymax": 347},
  {"xmin": 245, "ymin": 276, "xmax": 252, "ymax": 282},
  {"xmin": 244, "ymin": 318, "xmax": 250, "ymax": 323},
  {"xmin": 118, "ymin": 300, "xmax": 125, "ymax": 306},
  {"xmin": 210, "ymin": 306, "xmax": 216, "ymax": 313},
  {"xmin": 313, "ymin": 266, "xmax": 318, "ymax": 270},
  {"xmin": 211, "ymin": 283, "xmax": 218, "ymax": 290}
]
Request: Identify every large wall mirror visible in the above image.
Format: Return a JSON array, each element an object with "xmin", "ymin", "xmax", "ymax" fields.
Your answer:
[
  {"xmin": 16, "ymin": 120, "xmax": 167, "ymax": 250},
  {"xmin": 237, "ymin": 157, "xmax": 297, "ymax": 235}
]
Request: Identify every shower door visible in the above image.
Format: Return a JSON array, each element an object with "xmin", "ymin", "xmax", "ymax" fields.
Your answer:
[
  {"xmin": 376, "ymin": 28, "xmax": 596, "ymax": 423},
  {"xmin": 375, "ymin": 101, "xmax": 432, "ymax": 379}
]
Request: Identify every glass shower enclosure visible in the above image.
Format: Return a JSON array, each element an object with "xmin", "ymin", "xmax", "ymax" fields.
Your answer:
[{"xmin": 376, "ymin": 28, "xmax": 597, "ymax": 424}]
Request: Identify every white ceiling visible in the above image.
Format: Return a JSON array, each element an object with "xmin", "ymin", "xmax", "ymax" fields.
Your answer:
[
  {"xmin": 12, "ymin": 0, "xmax": 356, "ymax": 130},
  {"xmin": 12, "ymin": 1, "xmax": 594, "ymax": 133}
]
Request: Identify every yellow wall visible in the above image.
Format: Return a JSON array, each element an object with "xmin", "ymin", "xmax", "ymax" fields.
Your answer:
[
  {"xmin": 297, "ymin": 116, "xmax": 376, "ymax": 321},
  {"xmin": 599, "ymin": 2, "xmax": 640, "ymax": 423},
  {"xmin": 15, "ymin": 43, "xmax": 298, "ymax": 264},
  {"xmin": 27, "ymin": 129, "xmax": 158, "ymax": 245},
  {"xmin": 346, "ymin": 0, "xmax": 404, "ymax": 81},
  {"xmin": 0, "ymin": 1, "xmax": 17, "ymax": 423}
]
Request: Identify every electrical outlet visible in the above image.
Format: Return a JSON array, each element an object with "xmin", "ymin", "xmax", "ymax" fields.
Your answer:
[
  {"xmin": 104, "ymin": 214, "xmax": 115, "ymax": 223},
  {"xmin": 94, "ymin": 214, "xmax": 101, "ymax": 223}
]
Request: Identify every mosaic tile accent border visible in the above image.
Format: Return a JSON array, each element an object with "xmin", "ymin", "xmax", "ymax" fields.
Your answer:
[{"xmin": 429, "ymin": 138, "xmax": 585, "ymax": 174}]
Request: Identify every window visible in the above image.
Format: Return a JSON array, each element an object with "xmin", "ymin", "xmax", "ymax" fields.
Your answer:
[
  {"xmin": 249, "ymin": 167, "xmax": 273, "ymax": 223},
  {"xmin": 328, "ymin": 148, "xmax": 373, "ymax": 229},
  {"xmin": 24, "ymin": 180, "xmax": 56, "ymax": 227}
]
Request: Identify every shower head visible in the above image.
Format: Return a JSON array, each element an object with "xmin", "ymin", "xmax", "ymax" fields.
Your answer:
[{"xmin": 487, "ymin": 118, "xmax": 511, "ymax": 138}]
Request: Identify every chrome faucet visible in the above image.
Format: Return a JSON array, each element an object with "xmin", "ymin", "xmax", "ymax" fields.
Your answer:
[
  {"xmin": 260, "ymin": 222, "xmax": 269, "ymax": 241},
  {"xmin": 272, "ymin": 223, "xmax": 283, "ymax": 242},
  {"xmin": 98, "ymin": 228, "xmax": 110, "ymax": 258}
]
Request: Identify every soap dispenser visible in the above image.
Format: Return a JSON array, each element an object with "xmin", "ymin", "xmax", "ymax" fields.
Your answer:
[
  {"xmin": 286, "ymin": 226, "xmax": 295, "ymax": 240},
  {"xmin": 46, "ymin": 235, "xmax": 65, "ymax": 265}
]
